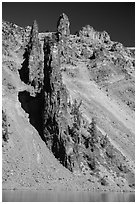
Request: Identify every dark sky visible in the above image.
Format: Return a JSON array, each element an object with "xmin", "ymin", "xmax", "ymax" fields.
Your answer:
[{"xmin": 2, "ymin": 2, "xmax": 135, "ymax": 47}]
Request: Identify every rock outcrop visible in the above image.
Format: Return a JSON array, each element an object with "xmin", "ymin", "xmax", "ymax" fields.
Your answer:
[
  {"xmin": 57, "ymin": 13, "xmax": 70, "ymax": 38},
  {"xmin": 19, "ymin": 20, "xmax": 43, "ymax": 94},
  {"xmin": 78, "ymin": 25, "xmax": 111, "ymax": 45},
  {"xmin": 42, "ymin": 35, "xmax": 71, "ymax": 167},
  {"xmin": 56, "ymin": 13, "xmax": 71, "ymax": 63}
]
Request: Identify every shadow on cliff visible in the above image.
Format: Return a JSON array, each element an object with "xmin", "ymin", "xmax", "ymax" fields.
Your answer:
[
  {"xmin": 18, "ymin": 90, "xmax": 70, "ymax": 168},
  {"xmin": 18, "ymin": 48, "xmax": 30, "ymax": 84},
  {"xmin": 18, "ymin": 91, "xmax": 45, "ymax": 139}
]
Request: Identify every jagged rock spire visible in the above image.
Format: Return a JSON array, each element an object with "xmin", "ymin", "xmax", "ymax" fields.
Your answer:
[
  {"xmin": 29, "ymin": 20, "xmax": 40, "ymax": 48},
  {"xmin": 27, "ymin": 20, "xmax": 43, "ymax": 91},
  {"xmin": 19, "ymin": 20, "xmax": 43, "ymax": 94},
  {"xmin": 56, "ymin": 13, "xmax": 70, "ymax": 63},
  {"xmin": 57, "ymin": 13, "xmax": 70, "ymax": 37},
  {"xmin": 32, "ymin": 20, "xmax": 38, "ymax": 30}
]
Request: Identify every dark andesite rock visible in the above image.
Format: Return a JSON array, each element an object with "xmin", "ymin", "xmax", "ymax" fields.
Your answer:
[
  {"xmin": 43, "ymin": 35, "xmax": 70, "ymax": 166},
  {"xmin": 19, "ymin": 20, "xmax": 44, "ymax": 94}
]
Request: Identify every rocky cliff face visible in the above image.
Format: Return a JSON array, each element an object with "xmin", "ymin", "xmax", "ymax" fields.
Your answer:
[
  {"xmin": 2, "ymin": 13, "xmax": 135, "ymax": 191},
  {"xmin": 78, "ymin": 25, "xmax": 111, "ymax": 45},
  {"xmin": 42, "ymin": 35, "xmax": 70, "ymax": 166}
]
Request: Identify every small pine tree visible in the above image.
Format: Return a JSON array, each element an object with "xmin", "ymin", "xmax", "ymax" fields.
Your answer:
[
  {"xmin": 71, "ymin": 99, "xmax": 82, "ymax": 128},
  {"xmin": 70, "ymin": 99, "xmax": 82, "ymax": 144},
  {"xmin": 2, "ymin": 110, "xmax": 9, "ymax": 142},
  {"xmin": 87, "ymin": 118, "xmax": 98, "ymax": 148},
  {"xmin": 100, "ymin": 134, "xmax": 108, "ymax": 148}
]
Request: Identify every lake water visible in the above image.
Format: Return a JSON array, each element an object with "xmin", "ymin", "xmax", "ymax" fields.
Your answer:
[{"xmin": 2, "ymin": 190, "xmax": 135, "ymax": 202}]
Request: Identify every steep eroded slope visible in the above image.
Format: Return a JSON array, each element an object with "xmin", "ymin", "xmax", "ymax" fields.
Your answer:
[{"xmin": 2, "ymin": 14, "xmax": 135, "ymax": 191}]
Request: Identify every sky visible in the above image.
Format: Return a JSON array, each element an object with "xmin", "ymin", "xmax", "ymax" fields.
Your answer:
[{"xmin": 2, "ymin": 2, "xmax": 135, "ymax": 47}]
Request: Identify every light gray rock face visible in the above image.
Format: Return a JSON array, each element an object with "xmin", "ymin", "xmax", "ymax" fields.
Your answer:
[{"xmin": 78, "ymin": 25, "xmax": 111, "ymax": 45}]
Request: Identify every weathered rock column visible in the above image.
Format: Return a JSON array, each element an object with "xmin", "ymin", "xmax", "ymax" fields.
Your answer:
[
  {"xmin": 19, "ymin": 20, "xmax": 43, "ymax": 94},
  {"xmin": 57, "ymin": 13, "xmax": 70, "ymax": 63},
  {"xmin": 43, "ymin": 36, "xmax": 71, "ymax": 166},
  {"xmin": 28, "ymin": 20, "xmax": 43, "ymax": 92},
  {"xmin": 57, "ymin": 13, "xmax": 70, "ymax": 38}
]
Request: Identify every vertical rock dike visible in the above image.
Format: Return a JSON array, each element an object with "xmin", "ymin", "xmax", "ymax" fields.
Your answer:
[
  {"xmin": 18, "ymin": 14, "xmax": 74, "ymax": 170},
  {"xmin": 42, "ymin": 13, "xmax": 76, "ymax": 169},
  {"xmin": 57, "ymin": 13, "xmax": 70, "ymax": 63},
  {"xmin": 57, "ymin": 13, "xmax": 70, "ymax": 37},
  {"xmin": 27, "ymin": 20, "xmax": 43, "ymax": 93},
  {"xmin": 19, "ymin": 20, "xmax": 43, "ymax": 94},
  {"xmin": 43, "ymin": 36, "xmax": 69, "ymax": 166}
]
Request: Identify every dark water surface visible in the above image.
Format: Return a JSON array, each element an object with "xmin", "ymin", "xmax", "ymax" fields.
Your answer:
[{"xmin": 2, "ymin": 190, "xmax": 135, "ymax": 202}]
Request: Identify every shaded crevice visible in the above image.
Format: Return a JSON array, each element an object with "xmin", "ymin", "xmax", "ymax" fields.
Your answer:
[
  {"xmin": 18, "ymin": 90, "xmax": 44, "ymax": 138},
  {"xmin": 18, "ymin": 48, "xmax": 30, "ymax": 84},
  {"xmin": 18, "ymin": 90, "xmax": 68, "ymax": 167}
]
